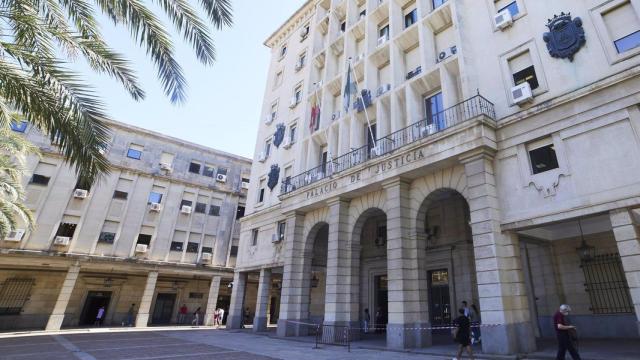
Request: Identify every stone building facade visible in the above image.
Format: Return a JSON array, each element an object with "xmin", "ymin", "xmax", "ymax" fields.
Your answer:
[
  {"xmin": 232, "ymin": 0, "xmax": 640, "ymax": 355},
  {"xmin": 0, "ymin": 120, "xmax": 251, "ymax": 331}
]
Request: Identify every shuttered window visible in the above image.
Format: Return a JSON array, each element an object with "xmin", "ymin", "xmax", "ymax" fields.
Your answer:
[{"xmin": 0, "ymin": 278, "xmax": 34, "ymax": 315}]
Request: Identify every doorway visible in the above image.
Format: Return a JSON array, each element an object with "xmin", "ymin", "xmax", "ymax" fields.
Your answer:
[
  {"xmin": 374, "ymin": 275, "xmax": 388, "ymax": 331},
  {"xmin": 217, "ymin": 295, "xmax": 231, "ymax": 324},
  {"xmin": 80, "ymin": 291, "xmax": 112, "ymax": 325},
  {"xmin": 152, "ymin": 293, "xmax": 176, "ymax": 324},
  {"xmin": 428, "ymin": 269, "xmax": 451, "ymax": 325}
]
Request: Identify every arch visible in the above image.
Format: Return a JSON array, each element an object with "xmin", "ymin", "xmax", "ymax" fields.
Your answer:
[{"xmin": 348, "ymin": 190, "xmax": 388, "ymax": 232}]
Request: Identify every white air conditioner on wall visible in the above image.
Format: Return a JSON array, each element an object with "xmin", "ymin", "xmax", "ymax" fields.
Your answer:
[
  {"xmin": 258, "ymin": 151, "xmax": 267, "ymax": 162},
  {"xmin": 295, "ymin": 60, "xmax": 303, "ymax": 72},
  {"xmin": 216, "ymin": 174, "xmax": 227, "ymax": 183},
  {"xmin": 149, "ymin": 202, "xmax": 163, "ymax": 212},
  {"xmin": 135, "ymin": 244, "xmax": 148, "ymax": 253},
  {"xmin": 73, "ymin": 189, "xmax": 88, "ymax": 199},
  {"xmin": 201, "ymin": 252, "xmax": 212, "ymax": 262},
  {"xmin": 282, "ymin": 137, "xmax": 292, "ymax": 149},
  {"xmin": 437, "ymin": 45, "xmax": 457, "ymax": 63},
  {"xmin": 265, "ymin": 115, "xmax": 274, "ymax": 125},
  {"xmin": 300, "ymin": 27, "xmax": 309, "ymax": 40},
  {"xmin": 241, "ymin": 181, "xmax": 250, "ymax": 190},
  {"xmin": 160, "ymin": 162, "xmax": 172, "ymax": 172},
  {"xmin": 4, "ymin": 229, "xmax": 25, "ymax": 242},
  {"xmin": 289, "ymin": 97, "xmax": 298, "ymax": 108},
  {"xmin": 54, "ymin": 236, "xmax": 70, "ymax": 246},
  {"xmin": 271, "ymin": 234, "xmax": 281, "ymax": 243},
  {"xmin": 511, "ymin": 82, "xmax": 534, "ymax": 105},
  {"xmin": 181, "ymin": 205, "xmax": 193, "ymax": 214},
  {"xmin": 377, "ymin": 36, "xmax": 388, "ymax": 47},
  {"xmin": 494, "ymin": 9, "xmax": 513, "ymax": 30}
]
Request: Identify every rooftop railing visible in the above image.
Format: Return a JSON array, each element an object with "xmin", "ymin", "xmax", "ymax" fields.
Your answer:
[{"xmin": 280, "ymin": 95, "xmax": 495, "ymax": 195}]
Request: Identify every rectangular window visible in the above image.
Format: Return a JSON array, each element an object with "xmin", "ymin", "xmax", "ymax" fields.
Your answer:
[
  {"xmin": 202, "ymin": 246, "xmax": 213, "ymax": 254},
  {"xmin": 251, "ymin": 229, "xmax": 259, "ymax": 246},
  {"xmin": 425, "ymin": 92, "xmax": 444, "ymax": 128},
  {"xmin": 148, "ymin": 192, "xmax": 163, "ymax": 204},
  {"xmin": 127, "ymin": 144, "xmax": 143, "ymax": 160},
  {"xmin": 603, "ymin": 1, "xmax": 640, "ymax": 54},
  {"xmin": 274, "ymin": 72, "xmax": 283, "ymax": 88},
  {"xmin": 230, "ymin": 245, "xmax": 238, "ymax": 256},
  {"xmin": 581, "ymin": 253, "xmax": 634, "ymax": 314},
  {"xmin": 379, "ymin": 24, "xmax": 389, "ymax": 39},
  {"xmin": 74, "ymin": 179, "xmax": 91, "ymax": 192},
  {"xmin": 528, "ymin": 142, "xmax": 559, "ymax": 175},
  {"xmin": 271, "ymin": 101, "xmax": 279, "ymax": 121},
  {"xmin": 203, "ymin": 164, "xmax": 215, "ymax": 177},
  {"xmin": 298, "ymin": 52, "xmax": 307, "ymax": 68},
  {"xmin": 290, "ymin": 124, "xmax": 297, "ymax": 143},
  {"xmin": 294, "ymin": 85, "xmax": 303, "ymax": 104},
  {"xmin": 277, "ymin": 221, "xmax": 286, "ymax": 242},
  {"xmin": 0, "ymin": 278, "xmax": 34, "ymax": 315},
  {"xmin": 160, "ymin": 152, "xmax": 175, "ymax": 166},
  {"xmin": 615, "ymin": 30, "xmax": 640, "ymax": 53},
  {"xmin": 509, "ymin": 52, "xmax": 538, "ymax": 89},
  {"xmin": 170, "ymin": 241, "xmax": 183, "ymax": 251},
  {"xmin": 265, "ymin": 139, "xmax": 272, "ymax": 157},
  {"xmin": 404, "ymin": 9, "xmax": 417, "ymax": 28},
  {"xmin": 340, "ymin": 21, "xmax": 346, "ymax": 32},
  {"xmin": 98, "ymin": 232, "xmax": 116, "ymax": 244},
  {"xmin": 320, "ymin": 148, "xmax": 328, "ymax": 174},
  {"xmin": 136, "ymin": 234, "xmax": 152, "ymax": 246},
  {"xmin": 30, "ymin": 174, "xmax": 51, "ymax": 186},
  {"xmin": 186, "ymin": 242, "xmax": 199, "ymax": 253},
  {"xmin": 217, "ymin": 168, "xmax": 228, "ymax": 176},
  {"xmin": 181, "ymin": 199, "xmax": 193, "ymax": 208},
  {"xmin": 236, "ymin": 205, "xmax": 245, "ymax": 219},
  {"xmin": 258, "ymin": 179, "xmax": 265, "ymax": 203},
  {"xmin": 498, "ymin": 1, "xmax": 519, "ymax": 17},
  {"xmin": 195, "ymin": 202, "xmax": 207, "ymax": 214},
  {"xmin": 55, "ymin": 223, "xmax": 77, "ymax": 237},
  {"xmin": 209, "ymin": 205, "xmax": 221, "ymax": 216},
  {"xmin": 10, "ymin": 121, "xmax": 28, "ymax": 133},
  {"xmin": 113, "ymin": 190, "xmax": 128, "ymax": 200},
  {"xmin": 280, "ymin": 44, "xmax": 287, "ymax": 58},
  {"xmin": 432, "ymin": 0, "xmax": 446, "ymax": 10},
  {"xmin": 189, "ymin": 162, "xmax": 201, "ymax": 174}
]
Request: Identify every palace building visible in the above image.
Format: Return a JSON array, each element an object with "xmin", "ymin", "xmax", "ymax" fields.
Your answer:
[
  {"xmin": 0, "ymin": 120, "xmax": 251, "ymax": 330},
  {"xmin": 230, "ymin": 0, "xmax": 640, "ymax": 355}
]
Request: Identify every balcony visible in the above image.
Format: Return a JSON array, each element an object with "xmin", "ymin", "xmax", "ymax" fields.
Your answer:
[{"xmin": 280, "ymin": 95, "xmax": 495, "ymax": 195}]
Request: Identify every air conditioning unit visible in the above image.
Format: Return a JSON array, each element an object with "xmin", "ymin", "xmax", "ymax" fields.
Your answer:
[
  {"xmin": 265, "ymin": 115, "xmax": 274, "ymax": 125},
  {"xmin": 216, "ymin": 173, "xmax": 227, "ymax": 183},
  {"xmin": 258, "ymin": 151, "xmax": 267, "ymax": 162},
  {"xmin": 377, "ymin": 35, "xmax": 388, "ymax": 47},
  {"xmin": 271, "ymin": 233, "xmax": 282, "ymax": 243},
  {"xmin": 300, "ymin": 26, "xmax": 309, "ymax": 40},
  {"xmin": 54, "ymin": 236, "xmax": 70, "ymax": 246},
  {"xmin": 437, "ymin": 45, "xmax": 457, "ymax": 63},
  {"xmin": 4, "ymin": 229, "xmax": 25, "ymax": 242},
  {"xmin": 295, "ymin": 60, "xmax": 303, "ymax": 71},
  {"xmin": 241, "ymin": 181, "xmax": 250, "ymax": 189},
  {"xmin": 511, "ymin": 82, "xmax": 534, "ymax": 105},
  {"xmin": 289, "ymin": 97, "xmax": 298, "ymax": 108},
  {"xmin": 201, "ymin": 252, "xmax": 212, "ymax": 262},
  {"xmin": 73, "ymin": 189, "xmax": 88, "ymax": 199},
  {"xmin": 282, "ymin": 137, "xmax": 292, "ymax": 149},
  {"xmin": 494, "ymin": 9, "xmax": 513, "ymax": 30},
  {"xmin": 135, "ymin": 244, "xmax": 148, "ymax": 253},
  {"xmin": 370, "ymin": 145, "xmax": 382, "ymax": 157},
  {"xmin": 181, "ymin": 205, "xmax": 193, "ymax": 214},
  {"xmin": 420, "ymin": 124, "xmax": 437, "ymax": 137},
  {"xmin": 160, "ymin": 162, "xmax": 172, "ymax": 172},
  {"xmin": 331, "ymin": 111, "xmax": 341, "ymax": 121},
  {"xmin": 149, "ymin": 202, "xmax": 163, "ymax": 212},
  {"xmin": 377, "ymin": 84, "xmax": 391, "ymax": 96}
]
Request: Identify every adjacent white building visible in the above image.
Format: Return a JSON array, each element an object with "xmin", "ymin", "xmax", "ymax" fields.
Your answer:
[{"xmin": 232, "ymin": 0, "xmax": 640, "ymax": 355}]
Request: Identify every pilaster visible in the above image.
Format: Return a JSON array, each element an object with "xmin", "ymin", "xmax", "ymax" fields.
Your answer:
[
  {"xmin": 135, "ymin": 271, "xmax": 158, "ymax": 328},
  {"xmin": 204, "ymin": 276, "xmax": 222, "ymax": 326},
  {"xmin": 46, "ymin": 263, "xmax": 80, "ymax": 331},
  {"xmin": 228, "ymin": 271, "xmax": 247, "ymax": 329},
  {"xmin": 253, "ymin": 268, "xmax": 272, "ymax": 332}
]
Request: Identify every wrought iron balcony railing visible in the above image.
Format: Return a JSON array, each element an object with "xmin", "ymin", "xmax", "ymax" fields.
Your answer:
[{"xmin": 280, "ymin": 95, "xmax": 495, "ymax": 195}]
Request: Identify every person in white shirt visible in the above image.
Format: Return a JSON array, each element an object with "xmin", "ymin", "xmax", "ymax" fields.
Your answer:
[
  {"xmin": 217, "ymin": 307, "xmax": 225, "ymax": 326},
  {"xmin": 95, "ymin": 306, "xmax": 106, "ymax": 326}
]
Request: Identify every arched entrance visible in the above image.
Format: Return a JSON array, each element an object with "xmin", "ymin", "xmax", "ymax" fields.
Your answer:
[
  {"xmin": 307, "ymin": 222, "xmax": 328, "ymax": 324},
  {"xmin": 416, "ymin": 189, "xmax": 477, "ymax": 344}
]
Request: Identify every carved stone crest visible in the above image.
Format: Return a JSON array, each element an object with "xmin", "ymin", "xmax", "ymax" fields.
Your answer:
[
  {"xmin": 267, "ymin": 164, "xmax": 280, "ymax": 191},
  {"xmin": 273, "ymin": 123, "xmax": 285, "ymax": 148},
  {"xmin": 543, "ymin": 13, "xmax": 586, "ymax": 62}
]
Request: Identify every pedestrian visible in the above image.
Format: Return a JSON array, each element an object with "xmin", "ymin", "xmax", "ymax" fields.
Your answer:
[
  {"xmin": 469, "ymin": 303, "xmax": 481, "ymax": 344},
  {"xmin": 178, "ymin": 304, "xmax": 187, "ymax": 324},
  {"xmin": 95, "ymin": 305, "xmax": 106, "ymax": 326},
  {"xmin": 242, "ymin": 307, "xmax": 251, "ymax": 329},
  {"xmin": 363, "ymin": 308, "xmax": 370, "ymax": 334},
  {"xmin": 375, "ymin": 306, "xmax": 383, "ymax": 333},
  {"xmin": 461, "ymin": 301, "xmax": 470, "ymax": 318},
  {"xmin": 453, "ymin": 308, "xmax": 474, "ymax": 360},
  {"xmin": 218, "ymin": 307, "xmax": 225, "ymax": 326},
  {"xmin": 554, "ymin": 304, "xmax": 581, "ymax": 360},
  {"xmin": 213, "ymin": 308, "xmax": 220, "ymax": 327},
  {"xmin": 127, "ymin": 303, "xmax": 135, "ymax": 326},
  {"xmin": 192, "ymin": 307, "xmax": 202, "ymax": 326}
]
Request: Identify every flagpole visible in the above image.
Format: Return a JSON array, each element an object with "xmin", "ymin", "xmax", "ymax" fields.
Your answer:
[{"xmin": 348, "ymin": 57, "xmax": 377, "ymax": 150}]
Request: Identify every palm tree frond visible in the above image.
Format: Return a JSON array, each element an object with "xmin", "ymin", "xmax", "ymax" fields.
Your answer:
[{"xmin": 198, "ymin": 0, "xmax": 232, "ymax": 29}]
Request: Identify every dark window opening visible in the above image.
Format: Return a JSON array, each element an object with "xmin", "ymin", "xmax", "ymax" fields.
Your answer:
[
  {"xmin": 498, "ymin": 1, "xmax": 519, "ymax": 17},
  {"xmin": 180, "ymin": 200, "xmax": 193, "ymax": 208},
  {"xmin": 379, "ymin": 25, "xmax": 389, "ymax": 39},
  {"xmin": 236, "ymin": 206, "xmax": 245, "ymax": 220},
  {"xmin": 136, "ymin": 234, "xmax": 152, "ymax": 246},
  {"xmin": 195, "ymin": 202, "xmax": 207, "ymax": 214},
  {"xmin": 432, "ymin": 0, "xmax": 446, "ymax": 10},
  {"xmin": 186, "ymin": 242, "xmax": 199, "ymax": 253},
  {"xmin": 10, "ymin": 121, "xmax": 28, "ymax": 133},
  {"xmin": 278, "ymin": 221, "xmax": 286, "ymax": 242},
  {"xmin": 126, "ymin": 148, "xmax": 142, "ymax": 160},
  {"xmin": 425, "ymin": 92, "xmax": 444, "ymax": 128},
  {"xmin": 170, "ymin": 241, "xmax": 183, "ymax": 251},
  {"xmin": 251, "ymin": 229, "xmax": 259, "ymax": 246},
  {"xmin": 359, "ymin": 9, "xmax": 366, "ymax": 18},
  {"xmin": 529, "ymin": 144, "xmax": 559, "ymax": 174},
  {"xmin": 230, "ymin": 246, "xmax": 238, "ymax": 256},
  {"xmin": 209, "ymin": 205, "xmax": 221, "ymax": 216},
  {"xmin": 615, "ymin": 30, "xmax": 640, "ymax": 53},
  {"xmin": 513, "ymin": 65, "xmax": 539, "ymax": 90},
  {"xmin": 56, "ymin": 223, "xmax": 77, "ymax": 238},
  {"xmin": 113, "ymin": 190, "xmax": 128, "ymax": 200},
  {"xmin": 203, "ymin": 165, "xmax": 215, "ymax": 177},
  {"xmin": 98, "ymin": 232, "xmax": 116, "ymax": 244},
  {"xmin": 258, "ymin": 188, "xmax": 265, "ymax": 203},
  {"xmin": 340, "ymin": 21, "xmax": 346, "ymax": 32},
  {"xmin": 74, "ymin": 179, "xmax": 91, "ymax": 192},
  {"xmin": 405, "ymin": 9, "xmax": 418, "ymax": 28},
  {"xmin": 148, "ymin": 192, "xmax": 163, "ymax": 204},
  {"xmin": 189, "ymin": 162, "xmax": 201, "ymax": 174},
  {"xmin": 202, "ymin": 246, "xmax": 213, "ymax": 254},
  {"xmin": 217, "ymin": 168, "xmax": 228, "ymax": 176},
  {"xmin": 280, "ymin": 45, "xmax": 287, "ymax": 57},
  {"xmin": 30, "ymin": 174, "xmax": 51, "ymax": 186}
]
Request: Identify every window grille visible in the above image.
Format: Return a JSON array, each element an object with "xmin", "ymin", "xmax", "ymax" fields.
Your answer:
[
  {"xmin": 581, "ymin": 253, "xmax": 634, "ymax": 314},
  {"xmin": 0, "ymin": 278, "xmax": 34, "ymax": 315}
]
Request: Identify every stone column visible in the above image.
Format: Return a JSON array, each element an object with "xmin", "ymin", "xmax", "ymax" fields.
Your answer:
[
  {"xmin": 46, "ymin": 263, "xmax": 80, "ymax": 331},
  {"xmin": 253, "ymin": 268, "xmax": 272, "ymax": 332},
  {"xmin": 383, "ymin": 178, "xmax": 431, "ymax": 349},
  {"xmin": 277, "ymin": 212, "xmax": 310, "ymax": 337},
  {"xmin": 610, "ymin": 208, "xmax": 640, "ymax": 336},
  {"xmin": 462, "ymin": 152, "xmax": 536, "ymax": 354},
  {"xmin": 135, "ymin": 271, "xmax": 158, "ymax": 328},
  {"xmin": 227, "ymin": 271, "xmax": 247, "ymax": 329},
  {"xmin": 324, "ymin": 198, "xmax": 359, "ymax": 332},
  {"xmin": 204, "ymin": 276, "xmax": 222, "ymax": 326}
]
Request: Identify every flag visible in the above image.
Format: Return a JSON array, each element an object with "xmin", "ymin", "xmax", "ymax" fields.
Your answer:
[
  {"xmin": 309, "ymin": 102, "xmax": 320, "ymax": 132},
  {"xmin": 343, "ymin": 62, "xmax": 357, "ymax": 113}
]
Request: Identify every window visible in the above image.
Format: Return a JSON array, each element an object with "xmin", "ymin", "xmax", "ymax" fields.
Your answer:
[
  {"xmin": 0, "ymin": 278, "xmax": 34, "ymax": 315},
  {"xmin": 581, "ymin": 253, "xmax": 634, "ymax": 314},
  {"xmin": 359, "ymin": 9, "xmax": 366, "ymax": 18},
  {"xmin": 203, "ymin": 164, "xmax": 215, "ymax": 177},
  {"xmin": 498, "ymin": 1, "xmax": 519, "ymax": 17},
  {"xmin": 425, "ymin": 92, "xmax": 444, "ymax": 129},
  {"xmin": 10, "ymin": 121, "xmax": 28, "ymax": 133},
  {"xmin": 160, "ymin": 152, "xmax": 174, "ymax": 167},
  {"xmin": 186, "ymin": 242, "xmax": 199, "ymax": 253},
  {"xmin": 202, "ymin": 246, "xmax": 213, "ymax": 254},
  {"xmin": 189, "ymin": 162, "xmax": 201, "ymax": 174},
  {"xmin": 297, "ymin": 52, "xmax": 307, "ymax": 70},
  {"xmin": 113, "ymin": 190, "xmax": 128, "ymax": 200},
  {"xmin": 30, "ymin": 174, "xmax": 50, "ymax": 186},
  {"xmin": 528, "ymin": 142, "xmax": 559, "ymax": 175},
  {"xmin": 340, "ymin": 21, "xmax": 346, "ymax": 32},
  {"xmin": 270, "ymin": 101, "xmax": 279, "ymax": 121},
  {"xmin": 209, "ymin": 205, "xmax": 221, "ymax": 216},
  {"xmin": 290, "ymin": 124, "xmax": 297, "ymax": 143},
  {"xmin": 148, "ymin": 192, "xmax": 163, "ymax": 204},
  {"xmin": 251, "ymin": 229, "xmax": 259, "ymax": 246},
  {"xmin": 277, "ymin": 221, "xmax": 286, "ymax": 242},
  {"xmin": 265, "ymin": 139, "xmax": 272, "ymax": 157},
  {"xmin": 195, "ymin": 202, "xmax": 207, "ymax": 214},
  {"xmin": 236, "ymin": 205, "xmax": 245, "ymax": 220},
  {"xmin": 603, "ymin": 1, "xmax": 640, "ymax": 54},
  {"xmin": 280, "ymin": 44, "xmax": 287, "ymax": 59},
  {"xmin": 432, "ymin": 0, "xmax": 446, "ymax": 10},
  {"xmin": 258, "ymin": 179, "xmax": 265, "ymax": 203},
  {"xmin": 217, "ymin": 168, "xmax": 228, "ymax": 176},
  {"xmin": 230, "ymin": 245, "xmax": 238, "ymax": 256},
  {"xmin": 98, "ymin": 232, "xmax": 116, "ymax": 244},
  {"xmin": 74, "ymin": 179, "xmax": 91, "ymax": 192},
  {"xmin": 294, "ymin": 84, "xmax": 303, "ymax": 104},
  {"xmin": 274, "ymin": 71, "xmax": 283, "ymax": 88},
  {"xmin": 127, "ymin": 144, "xmax": 143, "ymax": 160},
  {"xmin": 320, "ymin": 148, "xmax": 328, "ymax": 174},
  {"xmin": 181, "ymin": 199, "xmax": 193, "ymax": 208},
  {"xmin": 509, "ymin": 51, "xmax": 539, "ymax": 90},
  {"xmin": 379, "ymin": 24, "xmax": 389, "ymax": 40},
  {"xmin": 170, "ymin": 241, "xmax": 183, "ymax": 251},
  {"xmin": 136, "ymin": 234, "xmax": 152, "ymax": 245},
  {"xmin": 404, "ymin": 9, "xmax": 417, "ymax": 28},
  {"xmin": 55, "ymin": 223, "xmax": 77, "ymax": 238},
  {"xmin": 615, "ymin": 31, "xmax": 640, "ymax": 53},
  {"xmin": 300, "ymin": 24, "xmax": 310, "ymax": 40}
]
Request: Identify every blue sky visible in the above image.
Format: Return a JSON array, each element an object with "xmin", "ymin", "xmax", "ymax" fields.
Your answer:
[{"xmin": 75, "ymin": 0, "xmax": 306, "ymax": 159}]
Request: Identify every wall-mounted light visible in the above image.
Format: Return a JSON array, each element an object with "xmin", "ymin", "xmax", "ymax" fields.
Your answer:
[
  {"xmin": 575, "ymin": 219, "xmax": 595, "ymax": 262},
  {"xmin": 311, "ymin": 273, "xmax": 319, "ymax": 288},
  {"xmin": 227, "ymin": 282, "xmax": 233, "ymax": 289}
]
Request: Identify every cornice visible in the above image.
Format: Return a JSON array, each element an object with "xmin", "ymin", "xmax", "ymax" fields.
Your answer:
[{"xmin": 264, "ymin": 0, "xmax": 316, "ymax": 48}]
